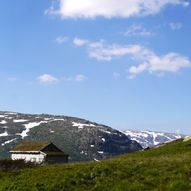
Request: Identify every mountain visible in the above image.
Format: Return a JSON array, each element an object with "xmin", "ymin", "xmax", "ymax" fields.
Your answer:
[
  {"xmin": 0, "ymin": 111, "xmax": 142, "ymax": 161},
  {"xmin": 124, "ymin": 129, "xmax": 184, "ymax": 148}
]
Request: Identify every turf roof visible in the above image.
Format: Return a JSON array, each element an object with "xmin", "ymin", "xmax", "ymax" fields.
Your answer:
[{"xmin": 11, "ymin": 141, "xmax": 50, "ymax": 151}]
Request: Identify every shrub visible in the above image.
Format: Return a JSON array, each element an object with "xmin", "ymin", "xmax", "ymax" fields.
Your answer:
[{"xmin": 0, "ymin": 159, "xmax": 35, "ymax": 170}]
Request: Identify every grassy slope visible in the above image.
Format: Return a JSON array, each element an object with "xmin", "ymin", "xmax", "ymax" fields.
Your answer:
[{"xmin": 0, "ymin": 139, "xmax": 191, "ymax": 191}]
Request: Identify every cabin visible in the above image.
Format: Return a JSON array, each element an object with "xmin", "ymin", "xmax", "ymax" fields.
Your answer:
[{"xmin": 10, "ymin": 141, "xmax": 68, "ymax": 164}]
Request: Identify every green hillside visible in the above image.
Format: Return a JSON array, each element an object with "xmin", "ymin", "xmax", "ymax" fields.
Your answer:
[{"xmin": 0, "ymin": 138, "xmax": 191, "ymax": 191}]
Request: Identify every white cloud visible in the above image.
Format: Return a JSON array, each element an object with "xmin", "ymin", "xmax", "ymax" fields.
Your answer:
[
  {"xmin": 128, "ymin": 51, "xmax": 191, "ymax": 78},
  {"xmin": 44, "ymin": 0, "xmax": 59, "ymax": 16},
  {"xmin": 37, "ymin": 74, "xmax": 59, "ymax": 84},
  {"xmin": 45, "ymin": 0, "xmax": 189, "ymax": 19},
  {"xmin": 129, "ymin": 63, "xmax": 148, "ymax": 79},
  {"xmin": 123, "ymin": 24, "xmax": 154, "ymax": 37},
  {"xmin": 89, "ymin": 41, "xmax": 142, "ymax": 61},
  {"xmin": 73, "ymin": 38, "xmax": 89, "ymax": 46},
  {"xmin": 62, "ymin": 74, "xmax": 87, "ymax": 82},
  {"xmin": 55, "ymin": 36, "xmax": 69, "ymax": 44},
  {"xmin": 73, "ymin": 38, "xmax": 191, "ymax": 78},
  {"xmin": 113, "ymin": 72, "xmax": 121, "ymax": 79},
  {"xmin": 169, "ymin": 22, "xmax": 183, "ymax": 30},
  {"xmin": 37, "ymin": 74, "xmax": 87, "ymax": 84},
  {"xmin": 74, "ymin": 74, "xmax": 87, "ymax": 82}
]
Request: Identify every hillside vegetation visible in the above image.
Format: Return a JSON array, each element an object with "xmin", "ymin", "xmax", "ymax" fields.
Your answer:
[{"xmin": 0, "ymin": 139, "xmax": 191, "ymax": 191}]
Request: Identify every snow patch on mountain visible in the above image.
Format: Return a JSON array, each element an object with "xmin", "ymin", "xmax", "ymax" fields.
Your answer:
[
  {"xmin": 0, "ymin": 131, "xmax": 8, "ymax": 137},
  {"xmin": 50, "ymin": 118, "xmax": 65, "ymax": 122},
  {"xmin": 0, "ymin": 120, "xmax": 7, "ymax": 124},
  {"xmin": 99, "ymin": 129, "xmax": 112, "ymax": 134},
  {"xmin": 5, "ymin": 112, "xmax": 17, "ymax": 115},
  {"xmin": 124, "ymin": 130, "xmax": 184, "ymax": 148},
  {"xmin": 13, "ymin": 119, "xmax": 29, "ymax": 123},
  {"xmin": 72, "ymin": 122, "xmax": 95, "ymax": 129},
  {"xmin": 18, "ymin": 121, "xmax": 48, "ymax": 139},
  {"xmin": 1, "ymin": 138, "xmax": 17, "ymax": 146},
  {"xmin": 102, "ymin": 138, "xmax": 106, "ymax": 142}
]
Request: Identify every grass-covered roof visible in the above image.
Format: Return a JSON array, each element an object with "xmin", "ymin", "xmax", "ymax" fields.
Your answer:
[{"xmin": 11, "ymin": 141, "xmax": 50, "ymax": 151}]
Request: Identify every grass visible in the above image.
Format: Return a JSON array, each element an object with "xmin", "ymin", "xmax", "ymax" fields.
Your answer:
[{"xmin": 0, "ymin": 139, "xmax": 191, "ymax": 191}]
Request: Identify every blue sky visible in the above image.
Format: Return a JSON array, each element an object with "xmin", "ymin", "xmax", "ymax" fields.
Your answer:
[{"xmin": 0, "ymin": 0, "xmax": 191, "ymax": 134}]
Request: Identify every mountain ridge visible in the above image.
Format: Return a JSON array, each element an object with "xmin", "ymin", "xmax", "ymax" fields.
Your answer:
[
  {"xmin": 124, "ymin": 129, "xmax": 185, "ymax": 148},
  {"xmin": 0, "ymin": 111, "xmax": 142, "ymax": 161}
]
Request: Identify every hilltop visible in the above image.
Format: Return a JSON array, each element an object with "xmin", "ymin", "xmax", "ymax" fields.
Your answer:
[{"xmin": 0, "ymin": 138, "xmax": 191, "ymax": 190}]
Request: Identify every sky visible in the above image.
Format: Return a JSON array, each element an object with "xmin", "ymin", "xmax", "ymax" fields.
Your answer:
[{"xmin": 0, "ymin": 0, "xmax": 191, "ymax": 134}]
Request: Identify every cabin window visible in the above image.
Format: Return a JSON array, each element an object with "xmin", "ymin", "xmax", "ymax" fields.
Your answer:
[
  {"xmin": 39, "ymin": 158, "xmax": 44, "ymax": 163},
  {"xmin": 31, "ymin": 158, "xmax": 36, "ymax": 162}
]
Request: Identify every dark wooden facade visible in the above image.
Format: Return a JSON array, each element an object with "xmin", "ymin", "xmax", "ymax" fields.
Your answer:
[{"xmin": 41, "ymin": 143, "xmax": 69, "ymax": 164}]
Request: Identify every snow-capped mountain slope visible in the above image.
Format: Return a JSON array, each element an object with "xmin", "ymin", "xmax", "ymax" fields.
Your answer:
[
  {"xmin": 0, "ymin": 111, "xmax": 142, "ymax": 161},
  {"xmin": 124, "ymin": 130, "xmax": 184, "ymax": 148}
]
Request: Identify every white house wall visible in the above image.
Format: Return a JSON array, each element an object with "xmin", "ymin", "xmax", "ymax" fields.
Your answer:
[{"xmin": 11, "ymin": 153, "xmax": 45, "ymax": 164}]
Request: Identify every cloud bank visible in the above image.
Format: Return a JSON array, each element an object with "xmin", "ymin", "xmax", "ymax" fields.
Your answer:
[
  {"xmin": 73, "ymin": 38, "xmax": 191, "ymax": 78},
  {"xmin": 37, "ymin": 74, "xmax": 59, "ymax": 84},
  {"xmin": 128, "ymin": 52, "xmax": 191, "ymax": 79},
  {"xmin": 46, "ymin": 0, "xmax": 189, "ymax": 19},
  {"xmin": 123, "ymin": 24, "xmax": 154, "ymax": 37},
  {"xmin": 55, "ymin": 36, "xmax": 69, "ymax": 44},
  {"xmin": 37, "ymin": 74, "xmax": 87, "ymax": 84}
]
